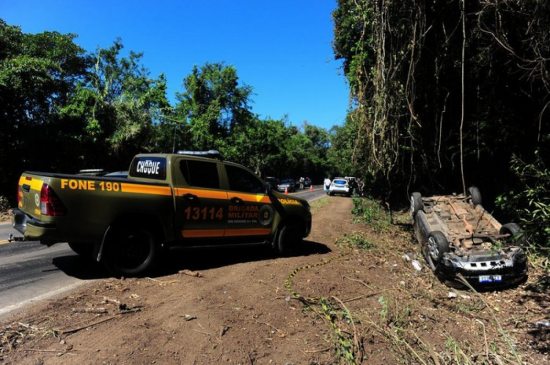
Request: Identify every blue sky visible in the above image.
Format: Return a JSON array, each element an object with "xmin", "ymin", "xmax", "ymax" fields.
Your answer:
[{"xmin": 1, "ymin": 0, "xmax": 349, "ymax": 130}]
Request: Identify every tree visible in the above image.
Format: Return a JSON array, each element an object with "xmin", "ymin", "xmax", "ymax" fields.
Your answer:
[
  {"xmin": 174, "ymin": 63, "xmax": 254, "ymax": 151},
  {"xmin": 59, "ymin": 39, "xmax": 170, "ymax": 168},
  {"xmin": 0, "ymin": 20, "xmax": 88, "ymax": 195}
]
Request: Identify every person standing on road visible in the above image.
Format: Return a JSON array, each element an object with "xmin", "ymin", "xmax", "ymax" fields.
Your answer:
[
  {"xmin": 299, "ymin": 176, "xmax": 305, "ymax": 190},
  {"xmin": 324, "ymin": 177, "xmax": 331, "ymax": 193}
]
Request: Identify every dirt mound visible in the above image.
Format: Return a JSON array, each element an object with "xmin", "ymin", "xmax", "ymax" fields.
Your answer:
[{"xmin": 0, "ymin": 197, "xmax": 548, "ymax": 364}]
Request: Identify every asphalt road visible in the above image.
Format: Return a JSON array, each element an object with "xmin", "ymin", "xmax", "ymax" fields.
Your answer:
[{"xmin": 0, "ymin": 186, "xmax": 328, "ymax": 319}]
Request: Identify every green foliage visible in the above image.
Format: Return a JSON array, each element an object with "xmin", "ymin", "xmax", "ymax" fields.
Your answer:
[
  {"xmin": 352, "ymin": 196, "xmax": 390, "ymax": 232},
  {"xmin": 0, "ymin": 19, "xmax": 338, "ymax": 203},
  {"xmin": 332, "ymin": 0, "xmax": 550, "ymax": 216},
  {"xmin": 337, "ymin": 231, "xmax": 373, "ymax": 250},
  {"xmin": 495, "ymin": 152, "xmax": 550, "ymax": 251}
]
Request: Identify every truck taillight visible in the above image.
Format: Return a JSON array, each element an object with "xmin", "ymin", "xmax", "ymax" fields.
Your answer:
[{"xmin": 40, "ymin": 183, "xmax": 66, "ymax": 216}]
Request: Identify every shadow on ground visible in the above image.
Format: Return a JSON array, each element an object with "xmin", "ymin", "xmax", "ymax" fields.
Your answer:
[{"xmin": 52, "ymin": 240, "xmax": 332, "ymax": 280}]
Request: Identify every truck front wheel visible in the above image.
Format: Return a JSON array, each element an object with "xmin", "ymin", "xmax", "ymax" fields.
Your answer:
[
  {"xmin": 275, "ymin": 222, "xmax": 303, "ymax": 255},
  {"xmin": 104, "ymin": 225, "xmax": 158, "ymax": 277}
]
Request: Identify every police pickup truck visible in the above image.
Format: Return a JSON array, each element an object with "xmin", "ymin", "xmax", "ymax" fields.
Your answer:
[{"xmin": 13, "ymin": 151, "xmax": 312, "ymax": 276}]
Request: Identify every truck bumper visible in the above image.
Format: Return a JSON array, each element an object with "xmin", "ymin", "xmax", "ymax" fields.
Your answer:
[{"xmin": 12, "ymin": 208, "xmax": 57, "ymax": 243}]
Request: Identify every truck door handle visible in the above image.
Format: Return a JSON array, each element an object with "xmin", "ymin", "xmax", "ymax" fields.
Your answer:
[
  {"xmin": 183, "ymin": 193, "xmax": 198, "ymax": 201},
  {"xmin": 230, "ymin": 197, "xmax": 243, "ymax": 205}
]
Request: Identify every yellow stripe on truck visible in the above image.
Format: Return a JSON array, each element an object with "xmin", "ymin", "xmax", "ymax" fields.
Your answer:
[
  {"xmin": 174, "ymin": 188, "xmax": 228, "ymax": 200},
  {"xmin": 19, "ymin": 176, "xmax": 44, "ymax": 191},
  {"xmin": 181, "ymin": 228, "xmax": 271, "ymax": 238},
  {"xmin": 228, "ymin": 192, "xmax": 271, "ymax": 204},
  {"xmin": 120, "ymin": 183, "xmax": 172, "ymax": 196}
]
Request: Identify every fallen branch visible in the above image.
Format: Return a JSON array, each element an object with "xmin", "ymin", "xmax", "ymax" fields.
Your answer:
[{"xmin": 60, "ymin": 316, "xmax": 117, "ymax": 335}]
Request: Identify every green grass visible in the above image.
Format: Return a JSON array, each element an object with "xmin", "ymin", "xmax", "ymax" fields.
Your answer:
[
  {"xmin": 336, "ymin": 231, "xmax": 374, "ymax": 250},
  {"xmin": 351, "ymin": 196, "xmax": 391, "ymax": 232}
]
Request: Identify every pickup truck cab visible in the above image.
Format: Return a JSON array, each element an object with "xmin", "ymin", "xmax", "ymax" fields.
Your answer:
[{"xmin": 14, "ymin": 151, "xmax": 312, "ymax": 276}]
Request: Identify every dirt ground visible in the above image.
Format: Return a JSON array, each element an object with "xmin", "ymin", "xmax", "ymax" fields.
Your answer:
[{"xmin": 0, "ymin": 197, "xmax": 548, "ymax": 364}]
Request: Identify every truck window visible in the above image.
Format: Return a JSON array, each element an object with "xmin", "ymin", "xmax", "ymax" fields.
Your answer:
[
  {"xmin": 180, "ymin": 160, "xmax": 220, "ymax": 189},
  {"xmin": 226, "ymin": 165, "xmax": 264, "ymax": 194}
]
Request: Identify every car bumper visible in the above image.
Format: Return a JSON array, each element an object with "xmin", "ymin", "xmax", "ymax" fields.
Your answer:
[
  {"xmin": 329, "ymin": 187, "xmax": 350, "ymax": 194},
  {"xmin": 12, "ymin": 208, "xmax": 57, "ymax": 243},
  {"xmin": 439, "ymin": 248, "xmax": 528, "ymax": 286}
]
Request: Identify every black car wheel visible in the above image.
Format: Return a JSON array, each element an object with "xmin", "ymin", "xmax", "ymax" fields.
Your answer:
[
  {"xmin": 275, "ymin": 223, "xmax": 302, "ymax": 255},
  {"xmin": 468, "ymin": 186, "xmax": 482, "ymax": 206},
  {"xmin": 500, "ymin": 223, "xmax": 523, "ymax": 243},
  {"xmin": 425, "ymin": 231, "xmax": 449, "ymax": 271},
  {"xmin": 104, "ymin": 225, "xmax": 158, "ymax": 277},
  {"xmin": 410, "ymin": 192, "xmax": 424, "ymax": 216}
]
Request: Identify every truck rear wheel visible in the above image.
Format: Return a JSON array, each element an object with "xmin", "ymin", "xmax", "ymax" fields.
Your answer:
[{"xmin": 104, "ymin": 225, "xmax": 158, "ymax": 277}]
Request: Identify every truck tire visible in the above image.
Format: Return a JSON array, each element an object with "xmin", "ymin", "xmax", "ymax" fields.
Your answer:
[
  {"xmin": 425, "ymin": 231, "xmax": 449, "ymax": 271},
  {"xmin": 410, "ymin": 192, "xmax": 424, "ymax": 217},
  {"xmin": 275, "ymin": 222, "xmax": 302, "ymax": 255},
  {"xmin": 468, "ymin": 186, "xmax": 482, "ymax": 206},
  {"xmin": 103, "ymin": 225, "xmax": 158, "ymax": 277},
  {"xmin": 68, "ymin": 242, "xmax": 94, "ymax": 259}
]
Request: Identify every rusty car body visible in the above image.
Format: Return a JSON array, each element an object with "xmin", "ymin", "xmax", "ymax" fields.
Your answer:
[{"xmin": 411, "ymin": 187, "xmax": 527, "ymax": 286}]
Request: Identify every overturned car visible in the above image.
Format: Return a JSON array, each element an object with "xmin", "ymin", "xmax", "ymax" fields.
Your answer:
[{"xmin": 411, "ymin": 187, "xmax": 527, "ymax": 287}]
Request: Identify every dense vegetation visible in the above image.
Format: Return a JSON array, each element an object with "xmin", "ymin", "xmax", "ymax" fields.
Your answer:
[
  {"xmin": 0, "ymin": 20, "xmax": 333, "ymax": 201},
  {"xmin": 332, "ymin": 0, "xmax": 549, "ymax": 250},
  {"xmin": 1, "ymin": 5, "xmax": 548, "ymax": 251}
]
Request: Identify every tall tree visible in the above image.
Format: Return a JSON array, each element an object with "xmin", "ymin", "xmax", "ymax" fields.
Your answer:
[
  {"xmin": 0, "ymin": 20, "xmax": 87, "ymax": 194},
  {"xmin": 174, "ymin": 63, "xmax": 253, "ymax": 151}
]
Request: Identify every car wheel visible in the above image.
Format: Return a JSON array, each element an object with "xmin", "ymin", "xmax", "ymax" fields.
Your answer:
[
  {"xmin": 500, "ymin": 223, "xmax": 523, "ymax": 243},
  {"xmin": 468, "ymin": 186, "xmax": 482, "ymax": 206},
  {"xmin": 68, "ymin": 242, "xmax": 94, "ymax": 258},
  {"xmin": 104, "ymin": 225, "xmax": 158, "ymax": 277},
  {"xmin": 410, "ymin": 192, "xmax": 424, "ymax": 217},
  {"xmin": 425, "ymin": 231, "xmax": 449, "ymax": 271},
  {"xmin": 275, "ymin": 223, "xmax": 302, "ymax": 255}
]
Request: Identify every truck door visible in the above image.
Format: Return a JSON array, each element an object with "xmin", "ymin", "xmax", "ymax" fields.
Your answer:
[
  {"xmin": 174, "ymin": 158, "xmax": 228, "ymax": 241},
  {"xmin": 223, "ymin": 164, "xmax": 274, "ymax": 239}
]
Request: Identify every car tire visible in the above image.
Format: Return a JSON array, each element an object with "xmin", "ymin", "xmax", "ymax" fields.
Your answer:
[
  {"xmin": 410, "ymin": 192, "xmax": 424, "ymax": 217},
  {"xmin": 68, "ymin": 242, "xmax": 94, "ymax": 258},
  {"xmin": 103, "ymin": 225, "xmax": 158, "ymax": 277},
  {"xmin": 425, "ymin": 231, "xmax": 449, "ymax": 271},
  {"xmin": 468, "ymin": 186, "xmax": 482, "ymax": 206},
  {"xmin": 275, "ymin": 223, "xmax": 302, "ymax": 255},
  {"xmin": 500, "ymin": 223, "xmax": 523, "ymax": 243}
]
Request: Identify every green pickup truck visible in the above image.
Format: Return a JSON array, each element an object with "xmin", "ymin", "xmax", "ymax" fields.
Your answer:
[{"xmin": 13, "ymin": 151, "xmax": 312, "ymax": 276}]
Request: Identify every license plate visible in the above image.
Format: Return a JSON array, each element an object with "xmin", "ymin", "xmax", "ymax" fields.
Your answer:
[{"xmin": 478, "ymin": 275, "xmax": 502, "ymax": 283}]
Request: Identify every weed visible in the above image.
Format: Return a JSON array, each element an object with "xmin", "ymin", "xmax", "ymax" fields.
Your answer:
[
  {"xmin": 352, "ymin": 196, "xmax": 390, "ymax": 232},
  {"xmin": 309, "ymin": 197, "xmax": 330, "ymax": 213},
  {"xmin": 336, "ymin": 231, "xmax": 374, "ymax": 250}
]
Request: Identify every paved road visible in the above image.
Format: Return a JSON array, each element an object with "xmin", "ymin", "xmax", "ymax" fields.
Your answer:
[{"xmin": 0, "ymin": 186, "xmax": 328, "ymax": 319}]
